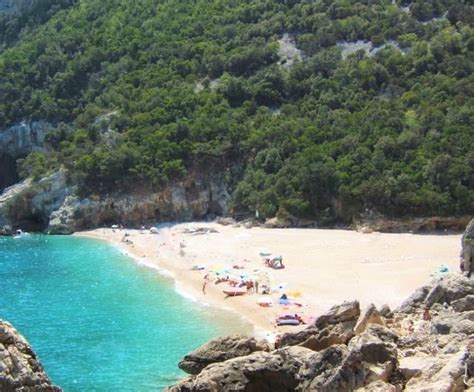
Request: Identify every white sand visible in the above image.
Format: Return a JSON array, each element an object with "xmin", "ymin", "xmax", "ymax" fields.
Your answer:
[{"xmin": 76, "ymin": 223, "xmax": 461, "ymax": 339}]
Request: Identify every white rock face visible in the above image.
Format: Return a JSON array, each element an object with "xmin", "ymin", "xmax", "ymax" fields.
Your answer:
[
  {"xmin": 278, "ymin": 33, "xmax": 302, "ymax": 68},
  {"xmin": 0, "ymin": 120, "xmax": 50, "ymax": 157}
]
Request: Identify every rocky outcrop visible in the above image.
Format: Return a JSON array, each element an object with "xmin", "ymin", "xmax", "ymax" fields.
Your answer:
[
  {"xmin": 355, "ymin": 216, "xmax": 472, "ymax": 234},
  {"xmin": 168, "ymin": 271, "xmax": 474, "ymax": 391},
  {"xmin": 461, "ymin": 219, "xmax": 474, "ymax": 277},
  {"xmin": 0, "ymin": 169, "xmax": 230, "ymax": 234},
  {"xmin": 278, "ymin": 300, "xmax": 359, "ymax": 350},
  {"xmin": 0, "ymin": 121, "xmax": 51, "ymax": 192},
  {"xmin": 169, "ymin": 327, "xmax": 401, "ymax": 392},
  {"xmin": 47, "ymin": 172, "xmax": 229, "ymax": 234},
  {"xmin": 354, "ymin": 304, "xmax": 385, "ymax": 334},
  {"xmin": 0, "ymin": 171, "xmax": 72, "ymax": 232},
  {"xmin": 398, "ymin": 273, "xmax": 474, "ymax": 313},
  {"xmin": 0, "ymin": 320, "xmax": 60, "ymax": 391},
  {"xmin": 178, "ymin": 335, "xmax": 270, "ymax": 375}
]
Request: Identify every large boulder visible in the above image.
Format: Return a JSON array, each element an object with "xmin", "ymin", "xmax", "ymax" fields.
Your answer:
[
  {"xmin": 169, "ymin": 346, "xmax": 314, "ymax": 392},
  {"xmin": 425, "ymin": 274, "xmax": 474, "ymax": 307},
  {"xmin": 178, "ymin": 335, "xmax": 270, "ymax": 375},
  {"xmin": 301, "ymin": 328, "xmax": 399, "ymax": 391},
  {"xmin": 398, "ymin": 274, "xmax": 474, "ymax": 313},
  {"xmin": 278, "ymin": 300, "xmax": 359, "ymax": 350},
  {"xmin": 315, "ymin": 300, "xmax": 361, "ymax": 328},
  {"xmin": 403, "ymin": 348, "xmax": 468, "ymax": 392},
  {"xmin": 279, "ymin": 322, "xmax": 355, "ymax": 351},
  {"xmin": 452, "ymin": 295, "xmax": 474, "ymax": 312},
  {"xmin": 0, "ymin": 320, "xmax": 60, "ymax": 391}
]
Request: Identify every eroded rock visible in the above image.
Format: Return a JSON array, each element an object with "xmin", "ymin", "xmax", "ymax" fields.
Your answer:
[
  {"xmin": 354, "ymin": 304, "xmax": 385, "ymax": 334},
  {"xmin": 0, "ymin": 320, "xmax": 60, "ymax": 391},
  {"xmin": 178, "ymin": 335, "xmax": 270, "ymax": 375}
]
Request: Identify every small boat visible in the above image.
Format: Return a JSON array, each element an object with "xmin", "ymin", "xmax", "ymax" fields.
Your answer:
[{"xmin": 223, "ymin": 289, "xmax": 246, "ymax": 297}]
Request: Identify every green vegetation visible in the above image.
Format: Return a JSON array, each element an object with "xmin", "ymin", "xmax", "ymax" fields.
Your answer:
[{"xmin": 1, "ymin": 0, "xmax": 473, "ymax": 222}]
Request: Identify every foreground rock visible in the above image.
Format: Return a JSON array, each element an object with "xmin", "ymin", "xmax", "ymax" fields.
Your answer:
[
  {"xmin": 0, "ymin": 320, "xmax": 60, "ymax": 391},
  {"xmin": 178, "ymin": 335, "xmax": 270, "ymax": 375},
  {"xmin": 169, "ymin": 326, "xmax": 402, "ymax": 392},
  {"xmin": 168, "ymin": 272, "xmax": 474, "ymax": 391}
]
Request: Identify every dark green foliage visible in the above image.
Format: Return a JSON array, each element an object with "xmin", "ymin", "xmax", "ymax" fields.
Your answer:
[{"xmin": 1, "ymin": 0, "xmax": 473, "ymax": 222}]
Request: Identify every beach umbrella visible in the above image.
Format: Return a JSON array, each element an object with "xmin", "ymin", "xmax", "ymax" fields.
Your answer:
[{"xmin": 288, "ymin": 289, "xmax": 302, "ymax": 298}]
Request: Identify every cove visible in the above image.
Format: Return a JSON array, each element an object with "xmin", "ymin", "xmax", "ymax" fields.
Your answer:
[{"xmin": 0, "ymin": 235, "xmax": 250, "ymax": 391}]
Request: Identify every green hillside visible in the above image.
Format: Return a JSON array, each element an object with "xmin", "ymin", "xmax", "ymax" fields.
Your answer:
[{"xmin": 1, "ymin": 0, "xmax": 473, "ymax": 223}]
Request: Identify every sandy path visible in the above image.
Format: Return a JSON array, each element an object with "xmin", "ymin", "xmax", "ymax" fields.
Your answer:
[{"xmin": 76, "ymin": 223, "xmax": 461, "ymax": 340}]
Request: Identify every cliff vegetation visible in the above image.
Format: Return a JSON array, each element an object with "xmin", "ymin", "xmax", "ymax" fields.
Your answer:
[{"xmin": 0, "ymin": 0, "xmax": 473, "ymax": 224}]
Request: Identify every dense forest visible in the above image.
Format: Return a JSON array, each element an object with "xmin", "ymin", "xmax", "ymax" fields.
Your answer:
[{"xmin": 0, "ymin": 0, "xmax": 473, "ymax": 223}]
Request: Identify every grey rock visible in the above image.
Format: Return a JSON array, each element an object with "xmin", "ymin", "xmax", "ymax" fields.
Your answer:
[
  {"xmin": 379, "ymin": 304, "xmax": 392, "ymax": 318},
  {"xmin": 0, "ymin": 171, "xmax": 72, "ymax": 232},
  {"xmin": 0, "ymin": 121, "xmax": 52, "ymax": 191},
  {"xmin": 178, "ymin": 335, "xmax": 270, "ymax": 375},
  {"xmin": 169, "ymin": 346, "xmax": 313, "ymax": 392},
  {"xmin": 315, "ymin": 300, "xmax": 361, "ymax": 328},
  {"xmin": 279, "ymin": 321, "xmax": 355, "ymax": 351},
  {"xmin": 452, "ymin": 295, "xmax": 474, "ymax": 312},
  {"xmin": 397, "ymin": 285, "xmax": 431, "ymax": 313},
  {"xmin": 364, "ymin": 325, "xmax": 399, "ymax": 344},
  {"xmin": 426, "ymin": 274, "xmax": 474, "ymax": 306},
  {"xmin": 354, "ymin": 304, "xmax": 385, "ymax": 334},
  {"xmin": 0, "ymin": 320, "xmax": 60, "ymax": 391},
  {"xmin": 356, "ymin": 380, "xmax": 400, "ymax": 392},
  {"xmin": 48, "ymin": 172, "xmax": 231, "ymax": 233},
  {"xmin": 451, "ymin": 319, "xmax": 474, "ymax": 336},
  {"xmin": 404, "ymin": 348, "xmax": 468, "ymax": 392}
]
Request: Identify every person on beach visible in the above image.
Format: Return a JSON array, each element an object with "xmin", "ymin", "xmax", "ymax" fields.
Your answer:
[
  {"xmin": 202, "ymin": 280, "xmax": 207, "ymax": 295},
  {"xmin": 423, "ymin": 307, "xmax": 431, "ymax": 321}
]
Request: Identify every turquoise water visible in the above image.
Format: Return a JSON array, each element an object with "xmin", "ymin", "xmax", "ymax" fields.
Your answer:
[{"xmin": 0, "ymin": 235, "xmax": 250, "ymax": 391}]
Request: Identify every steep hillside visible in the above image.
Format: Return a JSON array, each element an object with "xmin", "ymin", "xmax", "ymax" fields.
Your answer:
[{"xmin": 0, "ymin": 0, "xmax": 473, "ymax": 226}]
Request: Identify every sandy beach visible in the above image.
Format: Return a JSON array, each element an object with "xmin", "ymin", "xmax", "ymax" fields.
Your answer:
[{"xmin": 76, "ymin": 222, "xmax": 461, "ymax": 340}]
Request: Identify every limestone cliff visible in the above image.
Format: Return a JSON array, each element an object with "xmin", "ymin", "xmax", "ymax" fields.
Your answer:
[
  {"xmin": 0, "ymin": 169, "xmax": 229, "ymax": 234},
  {"xmin": 0, "ymin": 171, "xmax": 72, "ymax": 232},
  {"xmin": 0, "ymin": 121, "xmax": 51, "ymax": 191},
  {"xmin": 0, "ymin": 320, "xmax": 60, "ymax": 391}
]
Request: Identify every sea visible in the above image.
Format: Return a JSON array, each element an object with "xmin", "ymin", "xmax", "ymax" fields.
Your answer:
[{"xmin": 0, "ymin": 234, "xmax": 251, "ymax": 391}]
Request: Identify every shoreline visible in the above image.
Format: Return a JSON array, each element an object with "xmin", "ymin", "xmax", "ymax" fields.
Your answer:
[
  {"xmin": 75, "ymin": 222, "xmax": 462, "ymax": 341},
  {"xmin": 76, "ymin": 229, "xmax": 272, "ymax": 340}
]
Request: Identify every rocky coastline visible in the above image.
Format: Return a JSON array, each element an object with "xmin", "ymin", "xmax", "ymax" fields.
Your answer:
[{"xmin": 167, "ymin": 272, "xmax": 474, "ymax": 391}]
